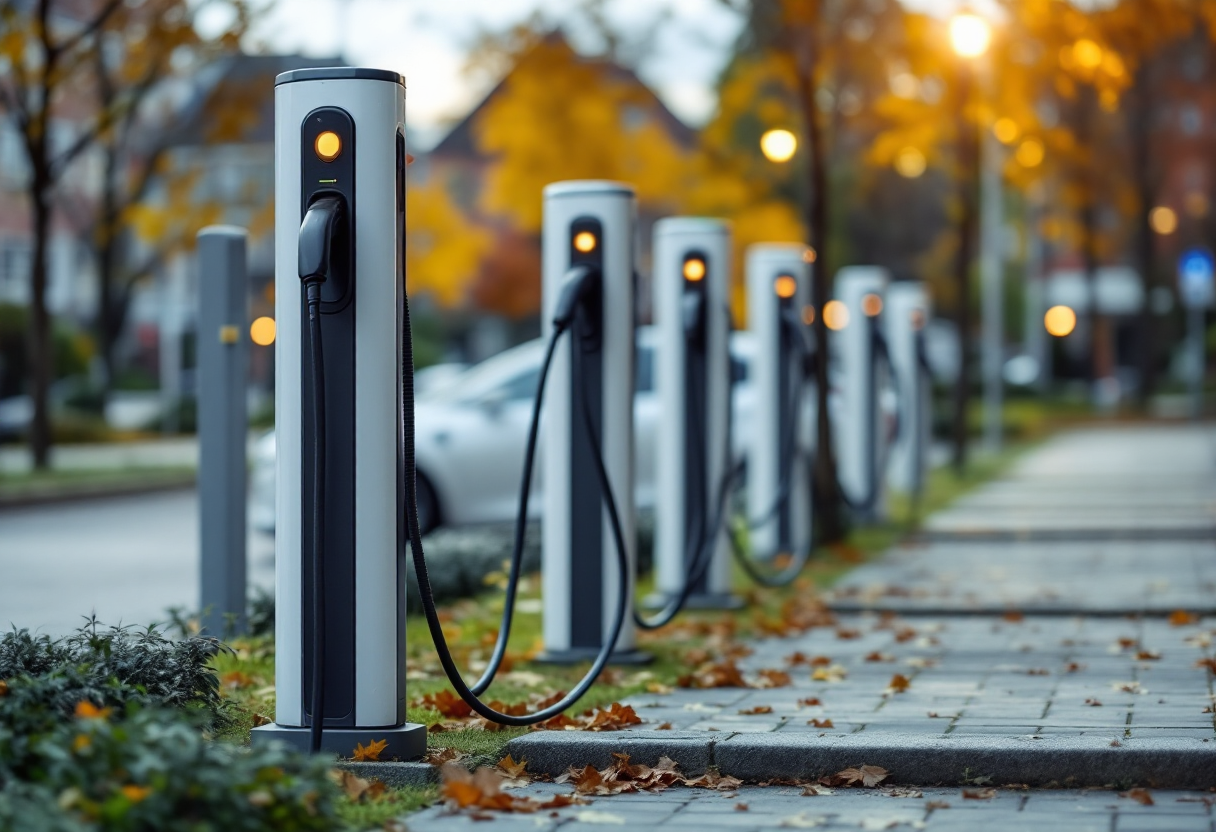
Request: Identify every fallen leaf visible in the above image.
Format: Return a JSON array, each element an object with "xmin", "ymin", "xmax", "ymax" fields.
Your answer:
[
  {"xmin": 250, "ymin": 713, "xmax": 272, "ymax": 727},
  {"xmin": 1085, "ymin": 698, "xmax": 1103, "ymax": 707},
  {"xmin": 679, "ymin": 660, "xmax": 749, "ymax": 689},
  {"xmin": 1170, "ymin": 610, "xmax": 1199, "ymax": 626},
  {"xmin": 1135, "ymin": 650, "xmax": 1162, "ymax": 661},
  {"xmin": 412, "ymin": 690, "xmax": 474, "ymax": 719},
  {"xmin": 583, "ymin": 703, "xmax": 643, "ymax": 731},
  {"xmin": 887, "ymin": 674, "xmax": 911, "ymax": 693},
  {"xmin": 221, "ymin": 671, "xmax": 254, "ymax": 690},
  {"xmin": 809, "ymin": 656, "xmax": 834, "ymax": 667},
  {"xmin": 423, "ymin": 747, "xmax": 467, "ymax": 766},
  {"xmin": 351, "ymin": 738, "xmax": 389, "ymax": 762},
  {"xmin": 755, "ymin": 669, "xmax": 793, "ymax": 688},
  {"xmin": 865, "ymin": 652, "xmax": 895, "ymax": 663},
  {"xmin": 739, "ymin": 705, "xmax": 774, "ymax": 715},
  {"xmin": 823, "ymin": 765, "xmax": 889, "ymax": 788},
  {"xmin": 1003, "ymin": 611, "xmax": 1024, "ymax": 623},
  {"xmin": 329, "ymin": 770, "xmax": 386, "ymax": 802},
  {"xmin": 736, "ymin": 802, "xmax": 749, "ymax": 811},
  {"xmin": 1194, "ymin": 658, "xmax": 1216, "ymax": 674},
  {"xmin": 779, "ymin": 812, "xmax": 828, "ymax": 828},
  {"xmin": 685, "ymin": 770, "xmax": 744, "ymax": 791},
  {"xmin": 1065, "ymin": 662, "xmax": 1085, "ymax": 673},
  {"xmin": 962, "ymin": 788, "xmax": 996, "ymax": 800},
  {"xmin": 0, "ymin": 680, "xmax": 7, "ymax": 696},
  {"xmin": 798, "ymin": 697, "xmax": 823, "ymax": 707},
  {"xmin": 1121, "ymin": 788, "xmax": 1154, "ymax": 806},
  {"xmin": 893, "ymin": 628, "xmax": 918, "ymax": 643},
  {"xmin": 1026, "ymin": 669, "xmax": 1050, "ymax": 676},
  {"xmin": 885, "ymin": 787, "xmax": 923, "ymax": 798},
  {"xmin": 926, "ymin": 801, "xmax": 950, "ymax": 810},
  {"xmin": 655, "ymin": 722, "xmax": 673, "ymax": 730},
  {"xmin": 495, "ymin": 753, "xmax": 531, "ymax": 788},
  {"xmin": 808, "ymin": 718, "xmax": 834, "ymax": 728},
  {"xmin": 836, "ymin": 628, "xmax": 862, "ymax": 640},
  {"xmin": 811, "ymin": 665, "xmax": 848, "ymax": 682},
  {"xmin": 646, "ymin": 682, "xmax": 674, "ymax": 695},
  {"xmin": 801, "ymin": 784, "xmax": 835, "ymax": 796}
]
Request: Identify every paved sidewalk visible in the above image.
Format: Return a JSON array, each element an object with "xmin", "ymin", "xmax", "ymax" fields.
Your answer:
[
  {"xmin": 403, "ymin": 425, "xmax": 1216, "ymax": 828},
  {"xmin": 407, "ymin": 782, "xmax": 1216, "ymax": 831}
]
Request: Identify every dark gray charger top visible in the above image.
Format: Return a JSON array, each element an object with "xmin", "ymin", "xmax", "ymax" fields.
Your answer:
[{"xmin": 275, "ymin": 67, "xmax": 405, "ymax": 87}]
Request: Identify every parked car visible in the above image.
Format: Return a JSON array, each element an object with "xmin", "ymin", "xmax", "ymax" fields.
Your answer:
[{"xmin": 250, "ymin": 327, "xmax": 755, "ymax": 534}]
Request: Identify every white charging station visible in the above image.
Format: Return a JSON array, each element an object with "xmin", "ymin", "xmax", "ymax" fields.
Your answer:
[
  {"xmin": 651, "ymin": 218, "xmax": 738, "ymax": 609},
  {"xmin": 834, "ymin": 266, "xmax": 892, "ymax": 522},
  {"xmin": 885, "ymin": 282, "xmax": 932, "ymax": 495},
  {"xmin": 254, "ymin": 68, "xmax": 425, "ymax": 757},
  {"xmin": 745, "ymin": 244, "xmax": 813, "ymax": 561},
  {"xmin": 538, "ymin": 181, "xmax": 647, "ymax": 664}
]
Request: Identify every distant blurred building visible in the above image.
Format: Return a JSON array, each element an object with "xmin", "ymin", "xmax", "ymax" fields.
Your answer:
[{"xmin": 424, "ymin": 31, "xmax": 695, "ymax": 359}]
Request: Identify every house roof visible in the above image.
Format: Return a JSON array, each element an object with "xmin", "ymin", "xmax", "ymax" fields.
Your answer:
[{"xmin": 430, "ymin": 31, "xmax": 694, "ymax": 160}]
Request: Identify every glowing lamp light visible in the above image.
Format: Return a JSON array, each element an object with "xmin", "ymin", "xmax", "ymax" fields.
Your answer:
[
  {"xmin": 803, "ymin": 248, "xmax": 817, "ymax": 264},
  {"xmin": 250, "ymin": 316, "xmax": 276, "ymax": 346},
  {"xmin": 774, "ymin": 275, "xmax": 798, "ymax": 299},
  {"xmin": 1149, "ymin": 206, "xmax": 1178, "ymax": 235},
  {"xmin": 1044, "ymin": 305, "xmax": 1076, "ymax": 338},
  {"xmin": 683, "ymin": 258, "xmax": 706, "ymax": 281},
  {"xmin": 993, "ymin": 118, "xmax": 1019, "ymax": 144},
  {"xmin": 823, "ymin": 299, "xmax": 850, "ymax": 331},
  {"xmin": 315, "ymin": 131, "xmax": 341, "ymax": 162},
  {"xmin": 760, "ymin": 129, "xmax": 798, "ymax": 163},
  {"xmin": 949, "ymin": 12, "xmax": 992, "ymax": 59},
  {"xmin": 895, "ymin": 147, "xmax": 926, "ymax": 178},
  {"xmin": 1016, "ymin": 138, "xmax": 1044, "ymax": 168},
  {"xmin": 574, "ymin": 231, "xmax": 598, "ymax": 253},
  {"xmin": 861, "ymin": 293, "xmax": 883, "ymax": 317}
]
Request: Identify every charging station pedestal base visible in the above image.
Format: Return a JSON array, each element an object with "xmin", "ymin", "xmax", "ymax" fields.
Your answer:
[{"xmin": 252, "ymin": 724, "xmax": 426, "ymax": 759}]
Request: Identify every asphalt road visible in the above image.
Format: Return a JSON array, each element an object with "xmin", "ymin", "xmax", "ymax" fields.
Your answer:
[{"xmin": 0, "ymin": 489, "xmax": 275, "ymax": 636}]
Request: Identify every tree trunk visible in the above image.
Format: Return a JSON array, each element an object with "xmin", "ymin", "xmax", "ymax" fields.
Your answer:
[
  {"xmin": 28, "ymin": 175, "xmax": 53, "ymax": 469},
  {"xmin": 97, "ymin": 145, "xmax": 121, "ymax": 410},
  {"xmin": 1129, "ymin": 68, "xmax": 1157, "ymax": 406},
  {"xmin": 951, "ymin": 66, "xmax": 978, "ymax": 473},
  {"xmin": 796, "ymin": 33, "xmax": 846, "ymax": 545}
]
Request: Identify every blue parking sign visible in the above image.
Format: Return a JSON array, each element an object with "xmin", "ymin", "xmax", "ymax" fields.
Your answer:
[{"xmin": 1178, "ymin": 248, "xmax": 1215, "ymax": 309}]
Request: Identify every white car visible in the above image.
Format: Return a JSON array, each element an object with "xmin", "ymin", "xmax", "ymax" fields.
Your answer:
[{"xmin": 250, "ymin": 327, "xmax": 755, "ymax": 534}]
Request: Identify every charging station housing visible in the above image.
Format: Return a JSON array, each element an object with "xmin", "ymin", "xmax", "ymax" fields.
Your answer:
[
  {"xmin": 834, "ymin": 266, "xmax": 892, "ymax": 522},
  {"xmin": 255, "ymin": 67, "xmax": 425, "ymax": 757},
  {"xmin": 885, "ymin": 281, "xmax": 932, "ymax": 494},
  {"xmin": 538, "ymin": 181, "xmax": 646, "ymax": 664},
  {"xmin": 745, "ymin": 244, "xmax": 813, "ymax": 561},
  {"xmin": 652, "ymin": 218, "xmax": 738, "ymax": 609}
]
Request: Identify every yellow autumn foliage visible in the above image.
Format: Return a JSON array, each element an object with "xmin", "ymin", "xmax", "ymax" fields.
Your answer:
[{"xmin": 407, "ymin": 177, "xmax": 492, "ymax": 307}]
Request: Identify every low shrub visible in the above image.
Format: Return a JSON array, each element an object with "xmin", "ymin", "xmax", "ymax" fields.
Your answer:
[
  {"xmin": 0, "ymin": 699, "xmax": 338, "ymax": 832},
  {"xmin": 0, "ymin": 619, "xmax": 224, "ymax": 721}
]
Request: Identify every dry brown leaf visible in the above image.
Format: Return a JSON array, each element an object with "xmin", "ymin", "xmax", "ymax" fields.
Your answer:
[
  {"xmin": 328, "ymin": 770, "xmax": 384, "ymax": 802},
  {"xmin": 584, "ymin": 703, "xmax": 643, "ymax": 731},
  {"xmin": 1003, "ymin": 611, "xmax": 1024, "ymax": 623},
  {"xmin": 1065, "ymin": 662, "xmax": 1085, "ymax": 673},
  {"xmin": 646, "ymin": 682, "xmax": 674, "ymax": 695},
  {"xmin": 885, "ymin": 787, "xmax": 923, "ymax": 798},
  {"xmin": 1170, "ymin": 610, "xmax": 1200, "ymax": 626},
  {"xmin": 221, "ymin": 671, "xmax": 254, "ymax": 690},
  {"xmin": 887, "ymin": 674, "xmax": 911, "ymax": 693},
  {"xmin": 809, "ymin": 656, "xmax": 834, "ymax": 667},
  {"xmin": 1085, "ymin": 698, "xmax": 1103, "ymax": 707},
  {"xmin": 532, "ymin": 713, "xmax": 579, "ymax": 731},
  {"xmin": 864, "ymin": 652, "xmax": 895, "ymax": 663},
  {"xmin": 801, "ymin": 783, "xmax": 835, "ymax": 796},
  {"xmin": 495, "ymin": 753, "xmax": 531, "ymax": 787},
  {"xmin": 811, "ymin": 665, "xmax": 848, "ymax": 682},
  {"xmin": 250, "ymin": 713, "xmax": 272, "ymax": 728},
  {"xmin": 350, "ymin": 738, "xmax": 389, "ymax": 762},
  {"xmin": 823, "ymin": 765, "xmax": 889, "ymax": 788},
  {"xmin": 655, "ymin": 721, "xmax": 673, "ymax": 730},
  {"xmin": 412, "ymin": 690, "xmax": 474, "ymax": 719},
  {"xmin": 926, "ymin": 800, "xmax": 950, "ymax": 810},
  {"xmin": 423, "ymin": 747, "xmax": 467, "ymax": 766},
  {"xmin": 678, "ymin": 660, "xmax": 749, "ymax": 689},
  {"xmin": 962, "ymin": 788, "xmax": 996, "ymax": 800},
  {"xmin": 797, "ymin": 697, "xmax": 823, "ymax": 707},
  {"xmin": 1121, "ymin": 788, "xmax": 1154, "ymax": 805},
  {"xmin": 808, "ymin": 718, "xmax": 834, "ymax": 728},
  {"xmin": 1135, "ymin": 650, "xmax": 1162, "ymax": 661},
  {"xmin": 755, "ymin": 669, "xmax": 793, "ymax": 688},
  {"xmin": 735, "ymin": 802, "xmax": 749, "ymax": 811},
  {"xmin": 1195, "ymin": 658, "xmax": 1216, "ymax": 673},
  {"xmin": 685, "ymin": 770, "xmax": 744, "ymax": 791},
  {"xmin": 739, "ymin": 705, "xmax": 774, "ymax": 715},
  {"xmin": 893, "ymin": 628, "xmax": 918, "ymax": 643}
]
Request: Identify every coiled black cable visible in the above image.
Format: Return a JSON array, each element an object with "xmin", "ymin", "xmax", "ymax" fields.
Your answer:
[{"xmin": 402, "ymin": 268, "xmax": 633, "ymax": 725}]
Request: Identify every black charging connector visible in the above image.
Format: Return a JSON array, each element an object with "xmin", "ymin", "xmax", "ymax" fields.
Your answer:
[{"xmin": 297, "ymin": 194, "xmax": 344, "ymax": 754}]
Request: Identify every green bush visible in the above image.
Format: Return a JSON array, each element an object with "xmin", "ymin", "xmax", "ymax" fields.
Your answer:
[
  {"xmin": 0, "ymin": 620, "xmax": 224, "ymax": 721},
  {"xmin": 0, "ymin": 700, "xmax": 338, "ymax": 832}
]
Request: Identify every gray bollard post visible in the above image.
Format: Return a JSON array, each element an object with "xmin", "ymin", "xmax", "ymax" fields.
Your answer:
[{"xmin": 197, "ymin": 226, "xmax": 249, "ymax": 637}]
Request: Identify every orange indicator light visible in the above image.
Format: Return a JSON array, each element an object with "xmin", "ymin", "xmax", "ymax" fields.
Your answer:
[
  {"xmin": 315, "ymin": 131, "xmax": 341, "ymax": 162},
  {"xmin": 774, "ymin": 275, "xmax": 797, "ymax": 299},
  {"xmin": 683, "ymin": 258, "xmax": 706, "ymax": 281},
  {"xmin": 574, "ymin": 231, "xmax": 597, "ymax": 253},
  {"xmin": 861, "ymin": 293, "xmax": 883, "ymax": 317}
]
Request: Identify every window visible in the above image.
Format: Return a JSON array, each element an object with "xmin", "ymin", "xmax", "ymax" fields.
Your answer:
[{"xmin": 499, "ymin": 367, "xmax": 541, "ymax": 402}]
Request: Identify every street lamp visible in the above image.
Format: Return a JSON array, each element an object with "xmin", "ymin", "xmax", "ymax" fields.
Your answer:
[
  {"xmin": 760, "ymin": 129, "xmax": 798, "ymax": 163},
  {"xmin": 949, "ymin": 8, "xmax": 1003, "ymax": 464}
]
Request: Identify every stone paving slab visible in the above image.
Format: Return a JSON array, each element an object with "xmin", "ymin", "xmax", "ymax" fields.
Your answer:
[
  {"xmin": 829, "ymin": 540, "xmax": 1216, "ymax": 615},
  {"xmin": 405, "ymin": 783, "xmax": 1216, "ymax": 831},
  {"xmin": 501, "ymin": 612, "xmax": 1216, "ymax": 788}
]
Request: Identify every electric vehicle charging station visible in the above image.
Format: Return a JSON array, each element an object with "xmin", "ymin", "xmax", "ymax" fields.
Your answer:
[
  {"xmin": 253, "ymin": 68, "xmax": 425, "ymax": 757},
  {"xmin": 651, "ymin": 218, "xmax": 740, "ymax": 610},
  {"xmin": 538, "ymin": 181, "xmax": 648, "ymax": 665},
  {"xmin": 834, "ymin": 266, "xmax": 892, "ymax": 523},
  {"xmin": 745, "ymin": 244, "xmax": 813, "ymax": 562},
  {"xmin": 885, "ymin": 282, "xmax": 932, "ymax": 496}
]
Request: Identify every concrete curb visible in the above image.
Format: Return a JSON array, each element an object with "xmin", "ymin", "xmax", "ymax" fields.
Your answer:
[
  {"xmin": 913, "ymin": 528, "xmax": 1216, "ymax": 543},
  {"xmin": 335, "ymin": 760, "xmax": 439, "ymax": 788},
  {"xmin": 505, "ymin": 731, "xmax": 1216, "ymax": 789},
  {"xmin": 826, "ymin": 603, "xmax": 1216, "ymax": 618},
  {"xmin": 0, "ymin": 476, "xmax": 196, "ymax": 510}
]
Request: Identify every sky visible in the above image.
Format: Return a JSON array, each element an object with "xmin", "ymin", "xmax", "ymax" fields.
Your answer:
[{"xmin": 248, "ymin": 0, "xmax": 965, "ymax": 150}]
